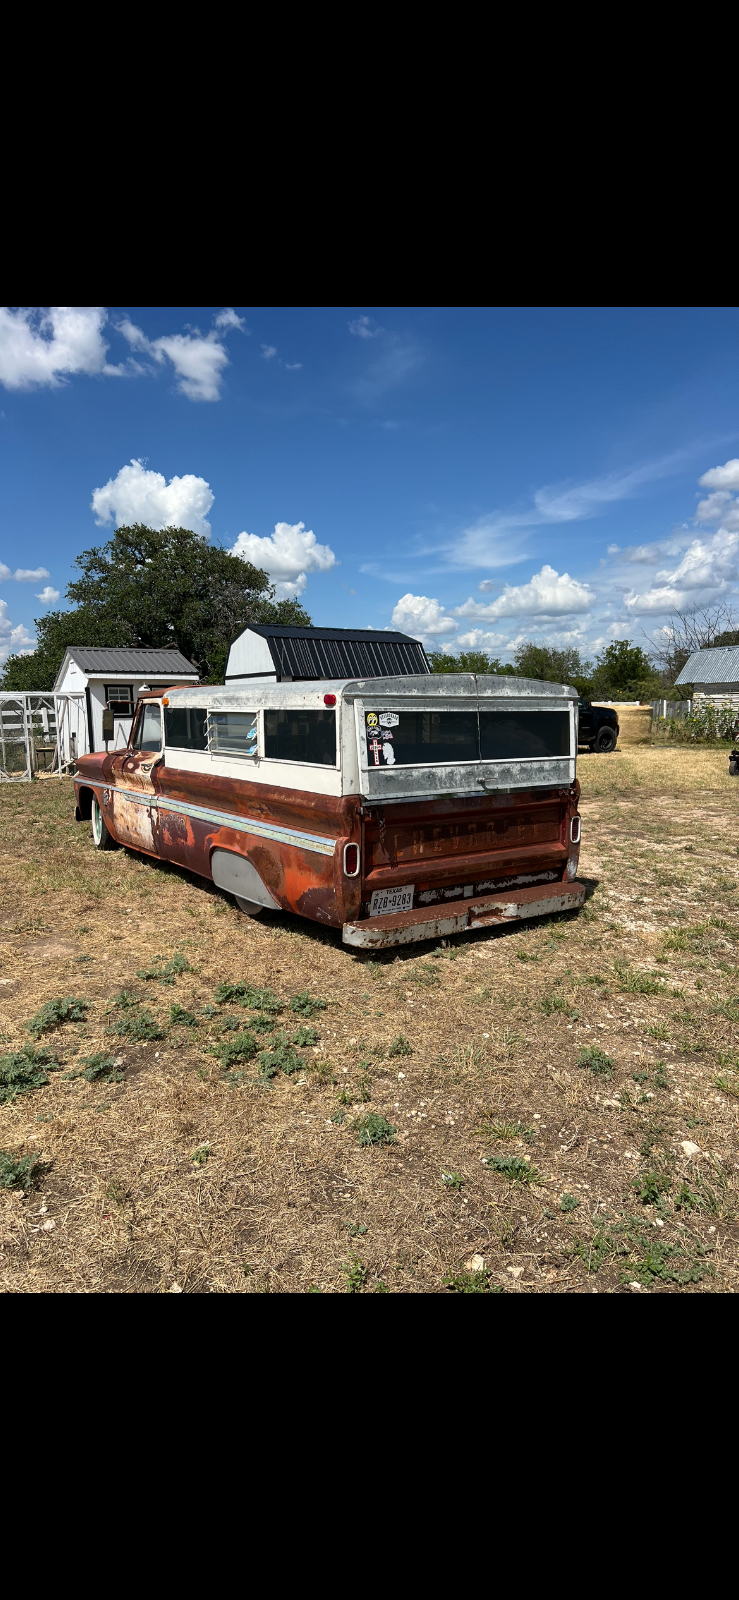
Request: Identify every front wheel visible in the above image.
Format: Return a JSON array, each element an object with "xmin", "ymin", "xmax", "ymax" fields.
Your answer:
[
  {"xmin": 594, "ymin": 726, "xmax": 617, "ymax": 753},
  {"xmin": 91, "ymin": 795, "xmax": 118, "ymax": 850},
  {"xmin": 234, "ymin": 895, "xmax": 264, "ymax": 916}
]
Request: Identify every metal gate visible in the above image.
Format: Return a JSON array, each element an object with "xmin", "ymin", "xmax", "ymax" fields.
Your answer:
[{"xmin": 0, "ymin": 693, "xmax": 87, "ymax": 781}]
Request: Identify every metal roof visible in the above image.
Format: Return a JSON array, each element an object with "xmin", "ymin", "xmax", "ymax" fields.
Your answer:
[
  {"xmin": 675, "ymin": 646, "xmax": 739, "ymax": 685},
  {"xmin": 244, "ymin": 625, "xmax": 429, "ymax": 680},
  {"xmin": 60, "ymin": 647, "xmax": 198, "ymax": 676}
]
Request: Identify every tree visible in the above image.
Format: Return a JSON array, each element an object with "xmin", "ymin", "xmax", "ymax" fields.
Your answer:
[
  {"xmin": 645, "ymin": 603, "xmax": 739, "ymax": 690},
  {"xmin": 428, "ymin": 650, "xmax": 516, "ymax": 674},
  {"xmin": 589, "ymin": 639, "xmax": 662, "ymax": 701},
  {"xmin": 1, "ymin": 524, "xmax": 311, "ymax": 689},
  {"xmin": 513, "ymin": 642, "xmax": 592, "ymax": 691},
  {"xmin": 1, "ymin": 607, "xmax": 135, "ymax": 691}
]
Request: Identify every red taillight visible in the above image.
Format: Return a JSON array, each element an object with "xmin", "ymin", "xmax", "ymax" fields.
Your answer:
[
  {"xmin": 324, "ymin": 693, "xmax": 336, "ymax": 706},
  {"xmin": 344, "ymin": 843, "xmax": 360, "ymax": 877}
]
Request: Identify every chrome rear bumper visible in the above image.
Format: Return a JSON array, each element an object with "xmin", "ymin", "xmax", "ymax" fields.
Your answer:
[{"xmin": 342, "ymin": 880, "xmax": 586, "ymax": 948}]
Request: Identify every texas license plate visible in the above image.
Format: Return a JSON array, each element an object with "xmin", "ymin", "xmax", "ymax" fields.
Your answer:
[{"xmin": 369, "ymin": 885, "xmax": 414, "ymax": 916}]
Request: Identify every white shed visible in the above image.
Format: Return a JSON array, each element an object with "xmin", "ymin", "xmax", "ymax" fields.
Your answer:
[
  {"xmin": 54, "ymin": 647, "xmax": 198, "ymax": 759},
  {"xmin": 675, "ymin": 644, "xmax": 739, "ymax": 706}
]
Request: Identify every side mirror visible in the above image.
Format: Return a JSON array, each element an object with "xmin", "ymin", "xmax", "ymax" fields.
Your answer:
[{"xmin": 102, "ymin": 708, "xmax": 115, "ymax": 739}]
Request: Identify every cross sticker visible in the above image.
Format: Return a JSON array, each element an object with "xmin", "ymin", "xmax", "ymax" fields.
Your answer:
[{"xmin": 369, "ymin": 737, "xmax": 383, "ymax": 766}]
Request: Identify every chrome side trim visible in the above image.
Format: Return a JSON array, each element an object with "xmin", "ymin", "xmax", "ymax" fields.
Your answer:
[{"xmin": 80, "ymin": 779, "xmax": 335, "ymax": 856}]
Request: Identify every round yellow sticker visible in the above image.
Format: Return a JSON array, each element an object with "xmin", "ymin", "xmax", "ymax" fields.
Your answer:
[{"xmin": 366, "ymin": 713, "xmax": 378, "ymax": 727}]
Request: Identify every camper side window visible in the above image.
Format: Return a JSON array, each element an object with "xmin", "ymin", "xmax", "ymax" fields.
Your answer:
[
  {"xmin": 165, "ymin": 707, "xmax": 208, "ymax": 751},
  {"xmin": 264, "ymin": 709, "xmax": 336, "ymax": 766},
  {"xmin": 208, "ymin": 712, "xmax": 258, "ymax": 758}
]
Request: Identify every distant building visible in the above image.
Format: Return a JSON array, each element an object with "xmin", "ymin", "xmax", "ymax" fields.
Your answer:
[
  {"xmin": 54, "ymin": 647, "xmax": 198, "ymax": 757},
  {"xmin": 225, "ymin": 624, "xmax": 429, "ymax": 683},
  {"xmin": 675, "ymin": 645, "xmax": 739, "ymax": 706}
]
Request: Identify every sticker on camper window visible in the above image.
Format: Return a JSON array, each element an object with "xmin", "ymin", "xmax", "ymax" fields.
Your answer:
[
  {"xmin": 366, "ymin": 712, "xmax": 379, "ymax": 728},
  {"xmin": 379, "ymin": 712, "xmax": 399, "ymax": 727}
]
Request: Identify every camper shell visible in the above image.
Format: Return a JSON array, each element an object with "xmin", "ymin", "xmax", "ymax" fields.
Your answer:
[{"xmin": 73, "ymin": 674, "xmax": 585, "ymax": 948}]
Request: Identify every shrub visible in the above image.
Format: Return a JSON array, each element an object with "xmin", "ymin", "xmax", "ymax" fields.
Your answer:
[
  {"xmin": 576, "ymin": 1045, "xmax": 614, "ymax": 1078},
  {"xmin": 0, "ymin": 1046, "xmax": 59, "ymax": 1103},
  {"xmin": 107, "ymin": 1008, "xmax": 165, "ymax": 1042},
  {"xmin": 0, "ymin": 1150, "xmax": 44, "ymax": 1190},
  {"xmin": 354, "ymin": 1113, "xmax": 396, "ymax": 1147},
  {"xmin": 483, "ymin": 1154, "xmax": 538, "ymax": 1182},
  {"xmin": 387, "ymin": 1034, "xmax": 413, "ymax": 1058},
  {"xmin": 137, "ymin": 953, "xmax": 190, "ymax": 985},
  {"xmin": 290, "ymin": 992, "xmax": 327, "ymax": 1018},
  {"xmin": 80, "ymin": 1053, "xmax": 124, "ymax": 1084},
  {"xmin": 27, "ymin": 997, "xmax": 89, "ymax": 1038}
]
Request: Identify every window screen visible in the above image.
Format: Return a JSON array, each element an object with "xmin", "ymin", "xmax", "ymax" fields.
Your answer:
[
  {"xmin": 208, "ymin": 712, "xmax": 258, "ymax": 758},
  {"xmin": 264, "ymin": 708, "xmax": 336, "ymax": 766},
  {"xmin": 132, "ymin": 704, "xmax": 162, "ymax": 752},
  {"xmin": 365, "ymin": 709, "xmax": 478, "ymax": 768},
  {"xmin": 479, "ymin": 711, "xmax": 570, "ymax": 760},
  {"xmin": 165, "ymin": 706, "xmax": 207, "ymax": 751}
]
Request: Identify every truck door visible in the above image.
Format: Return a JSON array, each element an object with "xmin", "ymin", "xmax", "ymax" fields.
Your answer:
[
  {"xmin": 577, "ymin": 701, "xmax": 592, "ymax": 745},
  {"xmin": 108, "ymin": 700, "xmax": 162, "ymax": 854}
]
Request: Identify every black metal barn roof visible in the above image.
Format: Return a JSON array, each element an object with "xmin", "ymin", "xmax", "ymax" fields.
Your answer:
[{"xmin": 245, "ymin": 624, "xmax": 429, "ymax": 680}]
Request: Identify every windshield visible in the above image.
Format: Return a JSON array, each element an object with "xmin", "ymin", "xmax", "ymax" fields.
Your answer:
[{"xmin": 131, "ymin": 703, "xmax": 162, "ymax": 752}]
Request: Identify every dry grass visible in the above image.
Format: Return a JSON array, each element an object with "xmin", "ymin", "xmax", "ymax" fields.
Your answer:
[{"xmin": 1, "ymin": 748, "xmax": 738, "ymax": 1294}]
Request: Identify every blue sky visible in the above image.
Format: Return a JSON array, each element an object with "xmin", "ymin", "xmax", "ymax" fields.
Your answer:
[{"xmin": 2, "ymin": 304, "xmax": 739, "ymax": 667}]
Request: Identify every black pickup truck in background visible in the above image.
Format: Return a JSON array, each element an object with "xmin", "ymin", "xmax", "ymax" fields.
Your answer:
[{"xmin": 577, "ymin": 701, "xmax": 619, "ymax": 752}]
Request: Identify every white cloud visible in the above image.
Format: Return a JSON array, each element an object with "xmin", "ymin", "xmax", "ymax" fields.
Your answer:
[
  {"xmin": 91, "ymin": 459, "xmax": 214, "ymax": 537},
  {"xmin": 625, "ymin": 528, "xmax": 739, "ymax": 613},
  {"xmin": 0, "ymin": 563, "xmax": 9, "ymax": 580},
  {"xmin": 349, "ymin": 315, "xmax": 384, "ymax": 339},
  {"xmin": 0, "ymin": 307, "xmax": 123, "ymax": 391},
  {"xmin": 455, "ymin": 628, "xmax": 512, "ymax": 651},
  {"xmin": 214, "ymin": 308, "xmax": 247, "ymax": 333},
  {"xmin": 698, "ymin": 458, "xmax": 739, "ymax": 492},
  {"xmin": 261, "ymin": 345, "xmax": 277, "ymax": 360},
  {"xmin": 391, "ymin": 593, "xmax": 457, "ymax": 639},
  {"xmin": 230, "ymin": 521, "xmax": 337, "ymax": 599},
  {"xmin": 285, "ymin": 363, "xmax": 302, "ymax": 371},
  {"xmin": 36, "ymin": 586, "xmax": 59, "ymax": 603},
  {"xmin": 454, "ymin": 565, "xmax": 594, "ymax": 621},
  {"xmin": 118, "ymin": 318, "xmax": 230, "ymax": 402},
  {"xmin": 0, "ymin": 598, "xmax": 35, "ymax": 661},
  {"xmin": 13, "ymin": 567, "xmax": 50, "ymax": 582}
]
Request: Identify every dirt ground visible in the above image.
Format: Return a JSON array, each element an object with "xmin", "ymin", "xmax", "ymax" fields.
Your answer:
[{"xmin": 1, "ymin": 743, "xmax": 738, "ymax": 1294}]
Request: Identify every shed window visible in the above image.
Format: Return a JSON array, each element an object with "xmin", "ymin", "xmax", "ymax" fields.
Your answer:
[
  {"xmin": 208, "ymin": 712, "xmax": 258, "ymax": 758},
  {"xmin": 105, "ymin": 684, "xmax": 134, "ymax": 716},
  {"xmin": 264, "ymin": 708, "xmax": 336, "ymax": 766},
  {"xmin": 165, "ymin": 707, "xmax": 208, "ymax": 751}
]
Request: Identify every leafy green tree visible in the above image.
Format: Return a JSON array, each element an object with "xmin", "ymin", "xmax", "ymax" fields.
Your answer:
[
  {"xmin": 1, "ymin": 608, "xmax": 134, "ymax": 691},
  {"xmin": 1, "ymin": 524, "xmax": 311, "ymax": 688},
  {"xmin": 590, "ymin": 639, "xmax": 662, "ymax": 701},
  {"xmin": 428, "ymin": 650, "xmax": 516, "ymax": 674},
  {"xmin": 513, "ymin": 642, "xmax": 592, "ymax": 689}
]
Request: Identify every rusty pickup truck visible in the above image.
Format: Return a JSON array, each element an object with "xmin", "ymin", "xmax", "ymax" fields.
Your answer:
[{"xmin": 73, "ymin": 674, "xmax": 585, "ymax": 948}]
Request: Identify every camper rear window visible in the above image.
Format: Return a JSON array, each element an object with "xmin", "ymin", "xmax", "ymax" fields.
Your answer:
[
  {"xmin": 365, "ymin": 710, "xmax": 478, "ymax": 768},
  {"xmin": 479, "ymin": 710, "xmax": 570, "ymax": 760},
  {"xmin": 165, "ymin": 707, "xmax": 207, "ymax": 751},
  {"xmin": 264, "ymin": 708, "xmax": 336, "ymax": 766}
]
